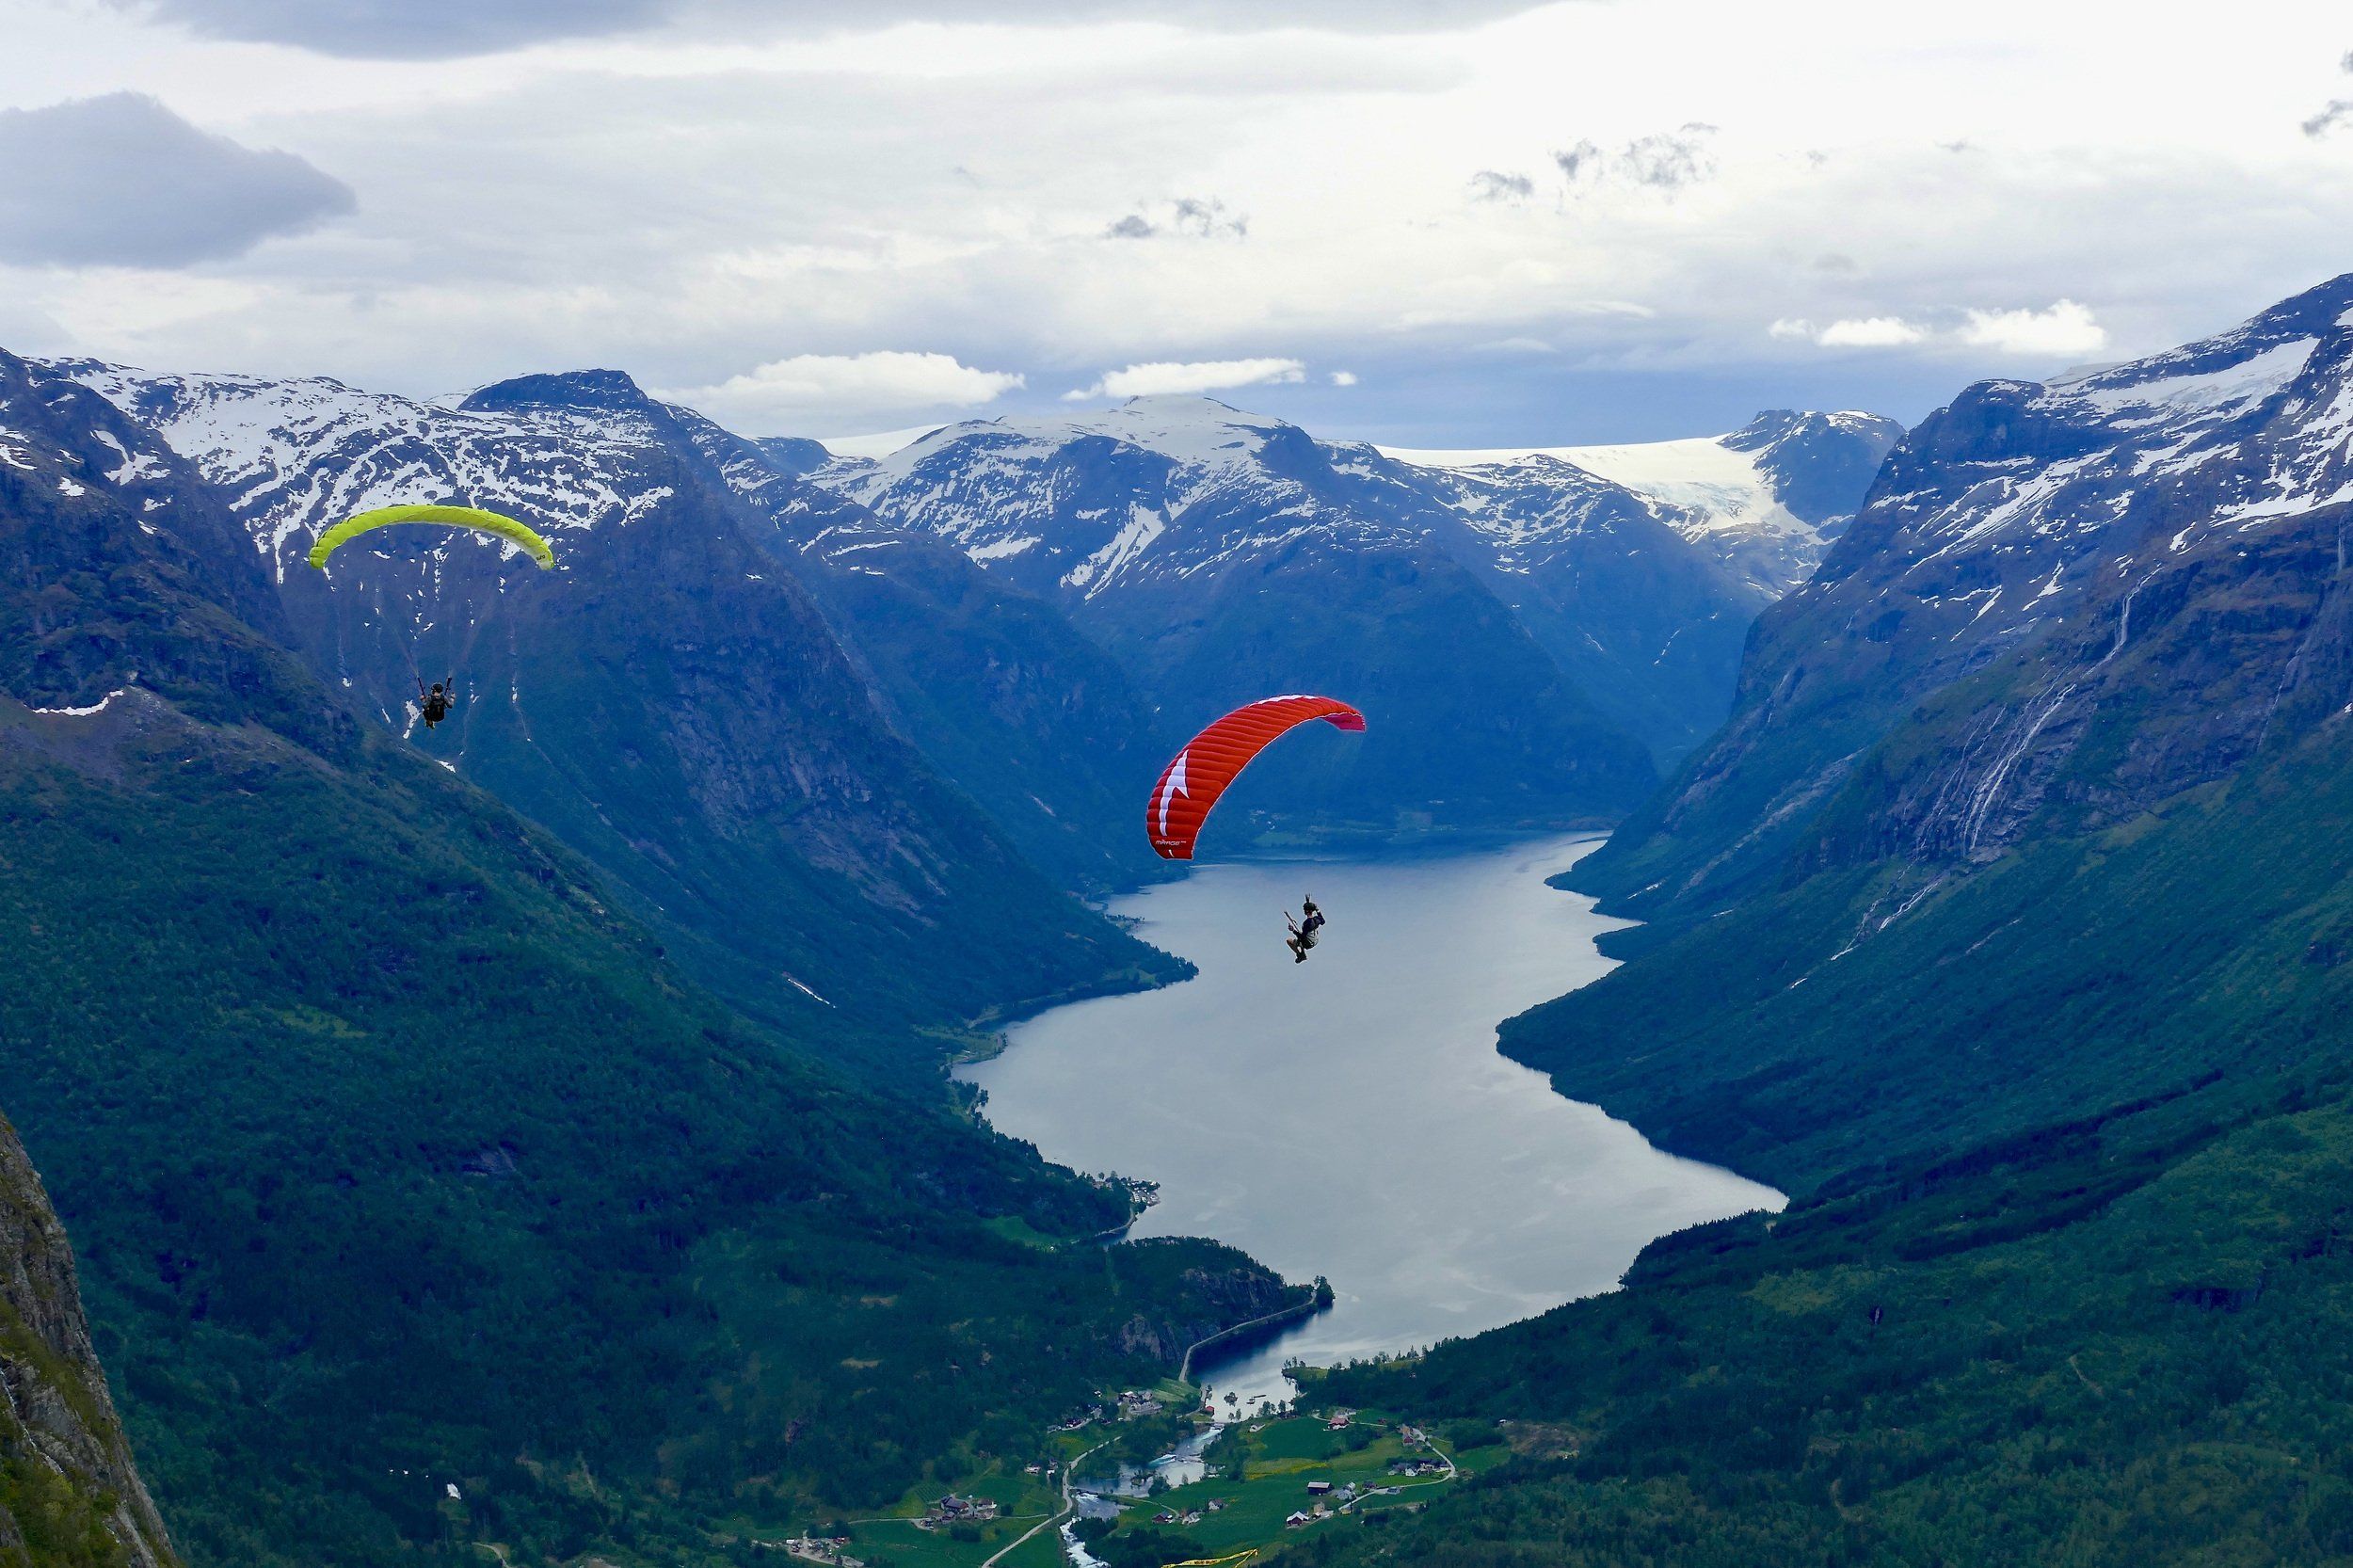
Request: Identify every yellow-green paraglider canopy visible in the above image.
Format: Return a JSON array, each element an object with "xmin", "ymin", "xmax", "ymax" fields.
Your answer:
[{"xmin": 307, "ymin": 504, "xmax": 555, "ymax": 570}]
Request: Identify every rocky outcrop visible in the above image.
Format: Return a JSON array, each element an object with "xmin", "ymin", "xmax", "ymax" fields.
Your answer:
[
  {"xmin": 0, "ymin": 1118, "xmax": 175, "ymax": 1568},
  {"xmin": 1112, "ymin": 1266, "xmax": 1302, "ymax": 1366}
]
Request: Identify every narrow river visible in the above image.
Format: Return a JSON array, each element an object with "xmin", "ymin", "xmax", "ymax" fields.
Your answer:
[{"xmin": 956, "ymin": 836, "xmax": 1781, "ymax": 1404}]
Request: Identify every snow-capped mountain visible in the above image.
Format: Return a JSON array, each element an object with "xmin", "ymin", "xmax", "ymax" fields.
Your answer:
[
  {"xmin": 44, "ymin": 348, "xmax": 1903, "ymax": 866},
  {"xmin": 1382, "ymin": 409, "xmax": 1901, "ymax": 596},
  {"xmin": 57, "ymin": 362, "xmax": 683, "ymax": 581},
  {"xmin": 1583, "ymin": 272, "xmax": 2353, "ymax": 927},
  {"xmin": 813, "ymin": 395, "xmax": 1669, "ymax": 817},
  {"xmin": 818, "ymin": 397, "xmax": 1409, "ymax": 603},
  {"xmin": 811, "ymin": 395, "xmax": 1896, "ymax": 764}
]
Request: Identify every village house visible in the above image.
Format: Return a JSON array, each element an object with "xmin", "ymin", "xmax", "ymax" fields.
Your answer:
[
  {"xmin": 925, "ymin": 1494, "xmax": 999, "ymax": 1527},
  {"xmin": 780, "ymin": 1537, "xmax": 863, "ymax": 1568}
]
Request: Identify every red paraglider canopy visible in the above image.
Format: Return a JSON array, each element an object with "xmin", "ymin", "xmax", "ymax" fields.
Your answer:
[{"xmin": 1146, "ymin": 695, "xmax": 1367, "ymax": 860}]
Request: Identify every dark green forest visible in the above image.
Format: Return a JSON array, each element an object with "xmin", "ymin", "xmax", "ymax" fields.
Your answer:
[{"xmin": 0, "ymin": 686, "xmax": 1299, "ymax": 1567}]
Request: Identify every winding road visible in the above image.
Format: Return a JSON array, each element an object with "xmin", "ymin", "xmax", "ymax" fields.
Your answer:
[{"xmin": 982, "ymin": 1439, "xmax": 1108, "ymax": 1568}]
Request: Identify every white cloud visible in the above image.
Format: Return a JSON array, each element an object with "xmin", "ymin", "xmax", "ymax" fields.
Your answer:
[
  {"xmin": 1064, "ymin": 357, "xmax": 1307, "ymax": 400},
  {"xmin": 1329, "ymin": 369, "xmax": 1359, "ymax": 386},
  {"xmin": 1770, "ymin": 315, "xmax": 1926, "ymax": 347},
  {"xmin": 99, "ymin": 0, "xmax": 1549, "ymax": 60},
  {"xmin": 1467, "ymin": 169, "xmax": 1534, "ymax": 203},
  {"xmin": 2308, "ymin": 101, "xmax": 2353, "ymax": 138},
  {"xmin": 1817, "ymin": 316, "xmax": 1929, "ymax": 347},
  {"xmin": 7, "ymin": 0, "xmax": 2348, "ymax": 437},
  {"xmin": 1103, "ymin": 197, "xmax": 1248, "ymax": 240},
  {"xmin": 1958, "ymin": 299, "xmax": 2106, "ymax": 357},
  {"xmin": 1769, "ymin": 302, "xmax": 2105, "ymax": 360},
  {"xmin": 667, "ymin": 350, "xmax": 1022, "ymax": 432},
  {"xmin": 1554, "ymin": 123, "xmax": 1719, "ymax": 194}
]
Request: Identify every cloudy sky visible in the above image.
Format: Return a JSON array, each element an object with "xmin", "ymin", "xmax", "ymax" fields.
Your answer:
[{"xmin": 2, "ymin": 0, "xmax": 2348, "ymax": 443}]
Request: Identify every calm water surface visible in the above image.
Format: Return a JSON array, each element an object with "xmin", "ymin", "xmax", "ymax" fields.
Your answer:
[{"xmin": 957, "ymin": 836, "xmax": 1782, "ymax": 1405}]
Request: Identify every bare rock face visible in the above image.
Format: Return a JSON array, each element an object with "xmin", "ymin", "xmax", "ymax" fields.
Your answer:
[{"xmin": 0, "ymin": 1116, "xmax": 176, "ymax": 1568}]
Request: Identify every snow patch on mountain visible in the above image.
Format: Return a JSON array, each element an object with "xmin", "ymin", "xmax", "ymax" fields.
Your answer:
[
  {"xmin": 2067, "ymin": 337, "xmax": 2316, "ymax": 424},
  {"xmin": 54, "ymin": 361, "xmax": 670, "ymax": 577},
  {"xmin": 1867, "ymin": 277, "xmax": 2353, "ymax": 588},
  {"xmin": 1379, "ymin": 413, "xmax": 1899, "ymax": 595},
  {"xmin": 1383, "ymin": 433, "xmax": 1805, "ymax": 541},
  {"xmin": 817, "ymin": 424, "xmax": 943, "ymax": 460},
  {"xmin": 1065, "ymin": 504, "xmax": 1166, "ymax": 594}
]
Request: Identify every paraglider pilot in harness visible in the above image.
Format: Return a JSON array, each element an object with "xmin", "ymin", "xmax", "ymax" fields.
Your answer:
[
  {"xmin": 418, "ymin": 675, "xmax": 456, "ymax": 731},
  {"xmin": 1285, "ymin": 897, "xmax": 1326, "ymax": 964}
]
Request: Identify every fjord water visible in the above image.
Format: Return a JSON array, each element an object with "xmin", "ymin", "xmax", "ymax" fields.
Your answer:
[{"xmin": 958, "ymin": 837, "xmax": 1783, "ymax": 1403}]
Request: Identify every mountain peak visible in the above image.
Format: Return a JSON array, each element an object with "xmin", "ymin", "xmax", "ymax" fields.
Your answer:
[
  {"xmin": 462, "ymin": 368, "xmax": 651, "ymax": 416},
  {"xmin": 2047, "ymin": 271, "xmax": 2353, "ymax": 409},
  {"xmin": 1058, "ymin": 394, "xmax": 1301, "ymax": 467},
  {"xmin": 874, "ymin": 394, "xmax": 1300, "ymax": 475},
  {"xmin": 1111, "ymin": 392, "xmax": 1254, "ymax": 418},
  {"xmin": 1723, "ymin": 408, "xmax": 1904, "ymax": 453}
]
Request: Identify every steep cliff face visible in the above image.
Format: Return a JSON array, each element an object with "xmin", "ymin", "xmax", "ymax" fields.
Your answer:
[{"xmin": 0, "ymin": 1119, "xmax": 175, "ymax": 1568}]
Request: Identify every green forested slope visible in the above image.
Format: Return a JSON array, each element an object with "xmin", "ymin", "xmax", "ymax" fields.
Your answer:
[
  {"xmin": 0, "ymin": 349, "xmax": 1297, "ymax": 1567},
  {"xmin": 1254, "ymin": 719, "xmax": 2353, "ymax": 1565},
  {"xmin": 1305, "ymin": 1089, "xmax": 2353, "ymax": 1567},
  {"xmin": 1503, "ymin": 715, "xmax": 2353, "ymax": 1192}
]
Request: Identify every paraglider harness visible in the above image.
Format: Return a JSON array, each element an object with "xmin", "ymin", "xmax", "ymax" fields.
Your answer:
[
  {"xmin": 418, "ymin": 676, "xmax": 455, "ymax": 730},
  {"xmin": 1286, "ymin": 899, "xmax": 1326, "ymax": 964}
]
